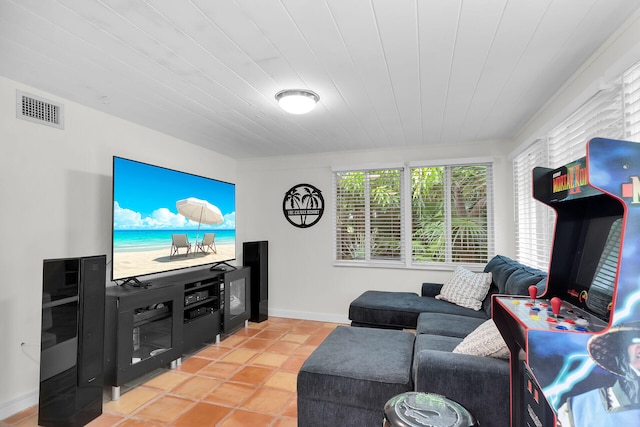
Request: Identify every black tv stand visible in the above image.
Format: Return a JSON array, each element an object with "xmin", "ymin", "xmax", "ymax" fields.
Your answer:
[
  {"xmin": 105, "ymin": 267, "xmax": 251, "ymax": 400},
  {"xmin": 210, "ymin": 261, "xmax": 236, "ymax": 271},
  {"xmin": 120, "ymin": 277, "xmax": 150, "ymax": 288}
]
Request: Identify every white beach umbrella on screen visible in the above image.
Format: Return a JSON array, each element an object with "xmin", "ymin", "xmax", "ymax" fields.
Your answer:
[{"xmin": 176, "ymin": 197, "xmax": 223, "ymax": 243}]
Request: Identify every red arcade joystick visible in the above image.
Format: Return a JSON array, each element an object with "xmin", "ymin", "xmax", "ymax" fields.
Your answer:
[
  {"xmin": 524, "ymin": 285, "xmax": 538, "ymax": 307},
  {"xmin": 551, "ymin": 297, "xmax": 562, "ymax": 317}
]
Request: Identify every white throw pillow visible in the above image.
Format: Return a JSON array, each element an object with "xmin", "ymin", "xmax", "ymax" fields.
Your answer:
[
  {"xmin": 435, "ymin": 266, "xmax": 492, "ymax": 311},
  {"xmin": 453, "ymin": 319, "xmax": 509, "ymax": 359}
]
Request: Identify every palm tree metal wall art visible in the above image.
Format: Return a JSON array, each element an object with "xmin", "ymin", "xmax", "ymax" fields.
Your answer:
[{"xmin": 283, "ymin": 184, "xmax": 325, "ymax": 228}]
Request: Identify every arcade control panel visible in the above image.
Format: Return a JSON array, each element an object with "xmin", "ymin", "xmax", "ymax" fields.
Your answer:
[{"xmin": 494, "ymin": 293, "xmax": 608, "ymax": 333}]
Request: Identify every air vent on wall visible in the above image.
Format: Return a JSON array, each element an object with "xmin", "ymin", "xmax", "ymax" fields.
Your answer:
[{"xmin": 16, "ymin": 90, "xmax": 64, "ymax": 129}]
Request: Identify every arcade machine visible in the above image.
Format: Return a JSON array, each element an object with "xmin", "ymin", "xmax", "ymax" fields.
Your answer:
[{"xmin": 493, "ymin": 138, "xmax": 640, "ymax": 426}]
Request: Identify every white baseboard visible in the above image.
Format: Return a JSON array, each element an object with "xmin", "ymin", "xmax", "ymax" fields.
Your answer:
[
  {"xmin": 268, "ymin": 308, "xmax": 350, "ymax": 325},
  {"xmin": 0, "ymin": 390, "xmax": 37, "ymax": 421}
]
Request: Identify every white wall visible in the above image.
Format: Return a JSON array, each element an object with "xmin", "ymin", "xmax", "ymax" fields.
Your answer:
[
  {"xmin": 0, "ymin": 75, "xmax": 237, "ymax": 418},
  {"xmin": 236, "ymin": 141, "xmax": 515, "ymax": 324}
]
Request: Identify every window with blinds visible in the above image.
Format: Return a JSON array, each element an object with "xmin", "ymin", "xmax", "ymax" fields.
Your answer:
[
  {"xmin": 334, "ymin": 169, "xmax": 404, "ymax": 263},
  {"xmin": 548, "ymin": 83, "xmax": 623, "ymax": 167},
  {"xmin": 411, "ymin": 164, "xmax": 493, "ymax": 264},
  {"xmin": 513, "ymin": 87, "xmax": 623, "ymax": 270},
  {"xmin": 334, "ymin": 162, "xmax": 493, "ymax": 267},
  {"xmin": 513, "ymin": 56, "xmax": 640, "ymax": 269},
  {"xmin": 513, "ymin": 140, "xmax": 553, "ymax": 270}
]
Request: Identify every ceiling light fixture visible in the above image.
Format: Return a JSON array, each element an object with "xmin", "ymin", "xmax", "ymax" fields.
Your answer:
[{"xmin": 275, "ymin": 89, "xmax": 319, "ymax": 114}]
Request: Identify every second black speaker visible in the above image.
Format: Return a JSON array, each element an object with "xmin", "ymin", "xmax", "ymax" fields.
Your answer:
[{"xmin": 243, "ymin": 241, "xmax": 268, "ymax": 322}]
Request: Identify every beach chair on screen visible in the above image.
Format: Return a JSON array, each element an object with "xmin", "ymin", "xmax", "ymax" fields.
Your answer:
[
  {"xmin": 196, "ymin": 233, "xmax": 217, "ymax": 254},
  {"xmin": 170, "ymin": 234, "xmax": 191, "ymax": 257}
]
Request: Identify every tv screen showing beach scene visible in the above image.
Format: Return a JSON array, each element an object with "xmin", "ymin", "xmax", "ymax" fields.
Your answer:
[{"xmin": 112, "ymin": 157, "xmax": 236, "ymax": 281}]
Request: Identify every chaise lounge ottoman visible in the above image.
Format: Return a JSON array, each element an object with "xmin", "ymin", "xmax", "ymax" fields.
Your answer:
[{"xmin": 297, "ymin": 326, "xmax": 415, "ymax": 427}]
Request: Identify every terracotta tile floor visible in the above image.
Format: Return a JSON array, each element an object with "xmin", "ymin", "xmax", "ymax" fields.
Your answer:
[{"xmin": 1, "ymin": 318, "xmax": 343, "ymax": 427}]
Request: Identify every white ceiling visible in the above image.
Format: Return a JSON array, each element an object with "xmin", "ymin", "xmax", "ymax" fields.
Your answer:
[{"xmin": 1, "ymin": 0, "xmax": 639, "ymax": 159}]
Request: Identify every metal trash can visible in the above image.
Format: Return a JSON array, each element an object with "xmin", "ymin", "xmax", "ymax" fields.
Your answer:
[{"xmin": 384, "ymin": 392, "xmax": 479, "ymax": 427}]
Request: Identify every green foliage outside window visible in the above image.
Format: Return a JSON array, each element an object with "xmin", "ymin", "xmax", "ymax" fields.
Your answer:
[{"xmin": 411, "ymin": 165, "xmax": 488, "ymax": 263}]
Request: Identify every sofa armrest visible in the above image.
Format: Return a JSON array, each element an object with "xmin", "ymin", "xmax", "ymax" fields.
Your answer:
[
  {"xmin": 413, "ymin": 349, "xmax": 510, "ymax": 427},
  {"xmin": 421, "ymin": 282, "xmax": 443, "ymax": 297}
]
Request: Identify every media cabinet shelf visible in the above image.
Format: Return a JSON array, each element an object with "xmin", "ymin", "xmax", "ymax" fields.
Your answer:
[
  {"xmin": 183, "ymin": 275, "xmax": 220, "ymax": 326},
  {"xmin": 104, "ymin": 267, "xmax": 250, "ymax": 400},
  {"xmin": 184, "ymin": 296, "xmax": 217, "ymax": 312},
  {"xmin": 133, "ymin": 306, "xmax": 171, "ymax": 326}
]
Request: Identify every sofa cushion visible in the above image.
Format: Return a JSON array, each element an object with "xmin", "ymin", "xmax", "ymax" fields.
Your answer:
[
  {"xmin": 484, "ymin": 254, "xmax": 547, "ymax": 295},
  {"xmin": 412, "ymin": 334, "xmax": 462, "ymax": 384},
  {"xmin": 484, "ymin": 255, "xmax": 519, "ymax": 293},
  {"xmin": 453, "ymin": 319, "xmax": 509, "ymax": 359},
  {"xmin": 416, "ymin": 313, "xmax": 486, "ymax": 338},
  {"xmin": 436, "ymin": 266, "xmax": 492, "ymax": 311},
  {"xmin": 421, "ymin": 282, "xmax": 444, "ymax": 298},
  {"xmin": 298, "ymin": 326, "xmax": 414, "ymax": 426},
  {"xmin": 414, "ymin": 333, "xmax": 462, "ymax": 352},
  {"xmin": 349, "ymin": 290, "xmax": 488, "ymax": 329},
  {"xmin": 412, "ymin": 348, "xmax": 510, "ymax": 427},
  {"xmin": 481, "ymin": 284, "xmax": 500, "ymax": 317},
  {"xmin": 504, "ymin": 270, "xmax": 547, "ymax": 296}
]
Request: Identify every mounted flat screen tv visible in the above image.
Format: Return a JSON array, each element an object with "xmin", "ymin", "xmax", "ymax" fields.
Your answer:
[{"xmin": 112, "ymin": 157, "xmax": 236, "ymax": 283}]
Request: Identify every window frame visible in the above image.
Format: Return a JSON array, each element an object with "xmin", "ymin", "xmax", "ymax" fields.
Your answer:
[
  {"xmin": 333, "ymin": 157, "xmax": 495, "ymax": 270},
  {"xmin": 332, "ymin": 165, "xmax": 406, "ymax": 268}
]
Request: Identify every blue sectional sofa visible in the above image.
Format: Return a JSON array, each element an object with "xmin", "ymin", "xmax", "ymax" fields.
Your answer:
[
  {"xmin": 349, "ymin": 255, "xmax": 547, "ymax": 330},
  {"xmin": 297, "ymin": 255, "xmax": 547, "ymax": 427}
]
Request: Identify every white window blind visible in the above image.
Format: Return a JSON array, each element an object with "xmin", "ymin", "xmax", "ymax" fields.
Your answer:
[
  {"xmin": 513, "ymin": 56, "xmax": 640, "ymax": 269},
  {"xmin": 334, "ymin": 169, "xmax": 404, "ymax": 263},
  {"xmin": 334, "ymin": 162, "xmax": 493, "ymax": 268},
  {"xmin": 623, "ymin": 61, "xmax": 640, "ymax": 141},
  {"xmin": 513, "ymin": 140, "xmax": 552, "ymax": 270},
  {"xmin": 411, "ymin": 164, "xmax": 493, "ymax": 265},
  {"xmin": 514, "ymin": 85, "xmax": 623, "ymax": 269},
  {"xmin": 548, "ymin": 84, "xmax": 623, "ymax": 168}
]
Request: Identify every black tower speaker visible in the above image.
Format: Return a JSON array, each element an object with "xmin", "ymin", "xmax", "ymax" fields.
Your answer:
[
  {"xmin": 243, "ymin": 241, "xmax": 268, "ymax": 322},
  {"xmin": 39, "ymin": 255, "xmax": 106, "ymax": 427}
]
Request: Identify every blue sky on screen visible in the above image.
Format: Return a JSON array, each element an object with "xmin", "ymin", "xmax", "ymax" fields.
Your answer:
[{"xmin": 113, "ymin": 157, "xmax": 236, "ymax": 230}]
